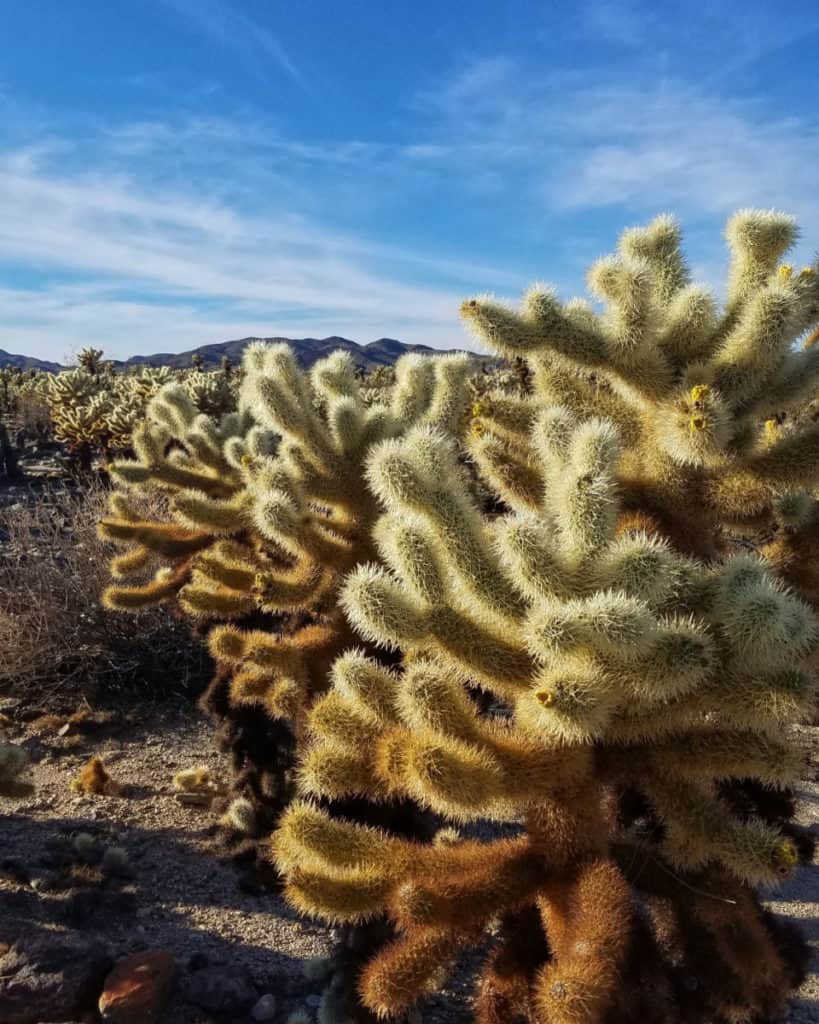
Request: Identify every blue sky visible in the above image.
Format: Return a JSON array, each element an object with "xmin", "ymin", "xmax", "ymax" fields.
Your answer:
[{"xmin": 2, "ymin": 1, "xmax": 819, "ymax": 361}]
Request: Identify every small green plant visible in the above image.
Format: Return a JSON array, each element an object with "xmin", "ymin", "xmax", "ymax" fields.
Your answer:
[{"xmin": 0, "ymin": 742, "xmax": 33, "ymax": 797}]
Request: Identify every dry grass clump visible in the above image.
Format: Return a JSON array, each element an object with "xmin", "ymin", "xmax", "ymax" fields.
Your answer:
[
  {"xmin": 69, "ymin": 755, "xmax": 122, "ymax": 796},
  {"xmin": 15, "ymin": 392, "xmax": 53, "ymax": 443},
  {"xmin": 172, "ymin": 765, "xmax": 228, "ymax": 806},
  {"xmin": 0, "ymin": 482, "xmax": 209, "ymax": 702}
]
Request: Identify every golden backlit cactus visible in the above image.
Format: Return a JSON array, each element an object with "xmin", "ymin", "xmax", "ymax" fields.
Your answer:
[
  {"xmin": 100, "ymin": 342, "xmax": 473, "ymax": 821},
  {"xmin": 274, "ymin": 411, "xmax": 816, "ymax": 1023},
  {"xmin": 92, "ymin": 216, "xmax": 818, "ymax": 1021},
  {"xmin": 103, "ymin": 340, "xmax": 472, "ymax": 664},
  {"xmin": 460, "ymin": 210, "xmax": 819, "ymax": 565}
]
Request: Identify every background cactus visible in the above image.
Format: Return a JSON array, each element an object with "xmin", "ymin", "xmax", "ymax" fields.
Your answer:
[
  {"xmin": 17, "ymin": 359, "xmax": 239, "ymax": 470},
  {"xmin": 76, "ymin": 346, "xmax": 106, "ymax": 376}
]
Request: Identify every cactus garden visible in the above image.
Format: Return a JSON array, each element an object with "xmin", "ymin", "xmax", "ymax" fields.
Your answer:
[{"xmin": 1, "ymin": 211, "xmax": 818, "ymax": 1023}]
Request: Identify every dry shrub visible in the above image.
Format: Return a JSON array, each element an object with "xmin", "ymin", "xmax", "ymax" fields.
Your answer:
[
  {"xmin": 70, "ymin": 755, "xmax": 121, "ymax": 796},
  {"xmin": 0, "ymin": 481, "xmax": 209, "ymax": 702},
  {"xmin": 15, "ymin": 392, "xmax": 53, "ymax": 443}
]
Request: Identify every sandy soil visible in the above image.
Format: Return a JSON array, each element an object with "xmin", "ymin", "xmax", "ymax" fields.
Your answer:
[
  {"xmin": 0, "ymin": 704, "xmax": 333, "ymax": 1023},
  {"xmin": 1, "ymin": 703, "xmax": 817, "ymax": 1023}
]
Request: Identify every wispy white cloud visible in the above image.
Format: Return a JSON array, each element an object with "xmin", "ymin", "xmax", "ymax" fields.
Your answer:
[
  {"xmin": 0, "ymin": 282, "xmax": 472, "ymax": 364},
  {"xmin": 0, "ymin": 129, "xmax": 512, "ymax": 360},
  {"xmin": 159, "ymin": 0, "xmax": 304, "ymax": 86},
  {"xmin": 553, "ymin": 91, "xmax": 819, "ymax": 221},
  {"xmin": 414, "ymin": 58, "xmax": 819, "ymax": 244},
  {"xmin": 8, "ymin": 17, "xmax": 819, "ymax": 364},
  {"xmin": 8, "ymin": 63, "xmax": 819, "ymax": 364}
]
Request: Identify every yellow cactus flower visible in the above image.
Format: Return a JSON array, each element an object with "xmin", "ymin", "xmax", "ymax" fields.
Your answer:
[{"xmin": 772, "ymin": 837, "xmax": 798, "ymax": 874}]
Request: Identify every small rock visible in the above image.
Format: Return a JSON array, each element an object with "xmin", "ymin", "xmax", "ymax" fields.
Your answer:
[
  {"xmin": 251, "ymin": 992, "xmax": 277, "ymax": 1020},
  {"xmin": 305, "ymin": 993, "xmax": 322, "ymax": 1008},
  {"xmin": 99, "ymin": 950, "xmax": 175, "ymax": 1024},
  {"xmin": 186, "ymin": 965, "xmax": 258, "ymax": 1016},
  {"xmin": 0, "ymin": 934, "xmax": 112, "ymax": 1024},
  {"xmin": 174, "ymin": 791, "xmax": 213, "ymax": 807}
]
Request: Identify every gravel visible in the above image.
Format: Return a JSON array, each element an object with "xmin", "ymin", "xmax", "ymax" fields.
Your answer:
[
  {"xmin": 0, "ymin": 705, "xmax": 332, "ymax": 1023},
  {"xmin": 1, "ymin": 703, "xmax": 816, "ymax": 1023}
]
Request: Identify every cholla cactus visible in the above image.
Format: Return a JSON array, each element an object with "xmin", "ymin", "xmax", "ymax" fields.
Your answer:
[
  {"xmin": 100, "ymin": 342, "xmax": 472, "ymax": 822},
  {"xmin": 77, "ymin": 346, "xmax": 106, "ymax": 375},
  {"xmin": 94, "ymin": 213, "xmax": 817, "ymax": 1021},
  {"xmin": 461, "ymin": 211, "xmax": 819, "ymax": 565},
  {"xmin": 358, "ymin": 365, "xmax": 396, "ymax": 407},
  {"xmin": 0, "ymin": 366, "xmax": 23, "ymax": 414},
  {"xmin": 36, "ymin": 362, "xmax": 238, "ymax": 467},
  {"xmin": 44, "ymin": 369, "xmax": 108, "ymax": 443},
  {"xmin": 274, "ymin": 408, "xmax": 816, "ymax": 1022},
  {"xmin": 180, "ymin": 367, "xmax": 237, "ymax": 418}
]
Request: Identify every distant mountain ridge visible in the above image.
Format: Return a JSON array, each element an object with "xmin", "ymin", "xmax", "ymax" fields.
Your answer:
[
  {"xmin": 0, "ymin": 349, "xmax": 64, "ymax": 373},
  {"xmin": 0, "ymin": 336, "xmax": 482, "ymax": 374}
]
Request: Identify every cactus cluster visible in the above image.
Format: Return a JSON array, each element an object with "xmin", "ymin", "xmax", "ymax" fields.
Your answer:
[
  {"xmin": 16, "ymin": 358, "xmax": 237, "ymax": 467},
  {"xmin": 276, "ymin": 211, "xmax": 817, "ymax": 1022},
  {"xmin": 461, "ymin": 211, "xmax": 819, "ymax": 560},
  {"xmin": 0, "ymin": 366, "xmax": 25, "ymax": 414},
  {"xmin": 100, "ymin": 211, "xmax": 818, "ymax": 1023},
  {"xmin": 100, "ymin": 344, "xmax": 474, "ymax": 826}
]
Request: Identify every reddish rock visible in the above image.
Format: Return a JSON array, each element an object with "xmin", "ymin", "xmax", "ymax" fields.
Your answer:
[{"xmin": 99, "ymin": 950, "xmax": 175, "ymax": 1024}]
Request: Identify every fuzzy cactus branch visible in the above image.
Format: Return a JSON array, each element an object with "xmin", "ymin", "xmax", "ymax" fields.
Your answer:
[{"xmin": 275, "ymin": 390, "xmax": 816, "ymax": 1022}]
